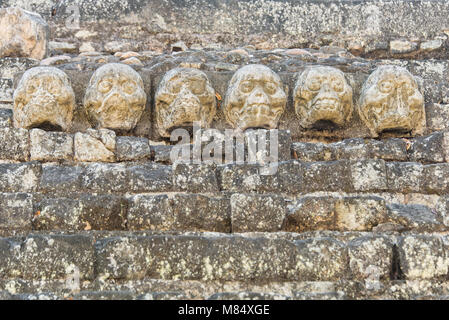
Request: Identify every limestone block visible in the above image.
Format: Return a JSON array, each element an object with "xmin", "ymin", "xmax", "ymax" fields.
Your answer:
[
  {"xmin": 366, "ymin": 138, "xmax": 408, "ymax": 161},
  {"xmin": 127, "ymin": 194, "xmax": 231, "ymax": 232},
  {"xmin": 422, "ymin": 164, "xmax": 449, "ymax": 194},
  {"xmin": 284, "ymin": 196, "xmax": 337, "ymax": 232},
  {"xmin": 173, "ymin": 162, "xmax": 219, "ymax": 193},
  {"xmin": 386, "ymin": 162, "xmax": 423, "ymax": 193},
  {"xmin": 13, "ymin": 67, "xmax": 75, "ymax": 131},
  {"xmin": 230, "ymin": 193, "xmax": 286, "ymax": 232},
  {"xmin": 303, "ymin": 160, "xmax": 352, "ymax": 192},
  {"xmin": 408, "ymin": 132, "xmax": 446, "ymax": 163},
  {"xmin": 334, "ymin": 196, "xmax": 388, "ymax": 231},
  {"xmin": 19, "ymin": 234, "xmax": 95, "ymax": 280},
  {"xmin": 83, "ymin": 63, "xmax": 146, "ymax": 131},
  {"xmin": 224, "ymin": 64, "xmax": 286, "ymax": 130},
  {"xmin": 0, "ymin": 127, "xmax": 29, "ymax": 161},
  {"xmin": 358, "ymin": 65, "xmax": 425, "ymax": 137},
  {"xmin": 0, "ymin": 108, "xmax": 12, "ymax": 127},
  {"xmin": 81, "ymin": 163, "xmax": 128, "ymax": 193},
  {"xmin": 127, "ymin": 163, "xmax": 173, "ymax": 192},
  {"xmin": 0, "ymin": 7, "xmax": 48, "ymax": 60},
  {"xmin": 34, "ymin": 195, "xmax": 127, "ymax": 231},
  {"xmin": 0, "ymin": 193, "xmax": 33, "ymax": 232},
  {"xmin": 115, "ymin": 136, "xmax": 151, "ymax": 161},
  {"xmin": 398, "ymin": 235, "xmax": 449, "ymax": 280},
  {"xmin": 74, "ymin": 129, "xmax": 116, "ymax": 162},
  {"xmin": 155, "ymin": 68, "xmax": 216, "ymax": 137},
  {"xmin": 294, "ymin": 66, "xmax": 353, "ymax": 129},
  {"xmin": 0, "ymin": 78, "xmax": 13, "ymax": 102},
  {"xmin": 350, "ymin": 160, "xmax": 387, "ymax": 192},
  {"xmin": 30, "ymin": 128, "xmax": 73, "ymax": 161},
  {"xmin": 291, "ymin": 142, "xmax": 335, "ymax": 162},
  {"xmin": 347, "ymin": 236, "xmax": 393, "ymax": 280},
  {"xmin": 39, "ymin": 165, "xmax": 83, "ymax": 195},
  {"xmin": 295, "ymin": 238, "xmax": 347, "ymax": 281},
  {"xmin": 386, "ymin": 204, "xmax": 445, "ymax": 232},
  {"xmin": 0, "ymin": 162, "xmax": 41, "ymax": 192}
]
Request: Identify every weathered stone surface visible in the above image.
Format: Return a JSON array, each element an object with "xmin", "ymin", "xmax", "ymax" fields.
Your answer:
[
  {"xmin": 367, "ymin": 138, "xmax": 408, "ymax": 161},
  {"xmin": 335, "ymin": 196, "xmax": 387, "ymax": 231},
  {"xmin": 173, "ymin": 162, "xmax": 219, "ymax": 193},
  {"xmin": 347, "ymin": 236, "xmax": 393, "ymax": 280},
  {"xmin": 0, "ymin": 127, "xmax": 29, "ymax": 160},
  {"xmin": 390, "ymin": 39, "xmax": 418, "ymax": 54},
  {"xmin": 286, "ymin": 195, "xmax": 387, "ymax": 232},
  {"xmin": 34, "ymin": 195, "xmax": 127, "ymax": 231},
  {"xmin": 0, "ymin": 7, "xmax": 48, "ymax": 60},
  {"xmin": 408, "ymin": 132, "xmax": 445, "ymax": 163},
  {"xmin": 386, "ymin": 162, "xmax": 423, "ymax": 193},
  {"xmin": 96, "ymin": 235, "xmax": 302, "ymax": 281},
  {"xmin": 0, "ymin": 108, "xmax": 12, "ymax": 127},
  {"xmin": 127, "ymin": 163, "xmax": 173, "ymax": 192},
  {"xmin": 13, "ymin": 67, "xmax": 75, "ymax": 131},
  {"xmin": 223, "ymin": 64, "xmax": 286, "ymax": 130},
  {"xmin": 0, "ymin": 78, "xmax": 13, "ymax": 102},
  {"xmin": 350, "ymin": 160, "xmax": 387, "ymax": 192},
  {"xmin": 0, "ymin": 162, "xmax": 40, "ymax": 192},
  {"xmin": 19, "ymin": 234, "xmax": 95, "ymax": 280},
  {"xmin": 422, "ymin": 164, "xmax": 449, "ymax": 194},
  {"xmin": 398, "ymin": 235, "xmax": 449, "ymax": 280},
  {"xmin": 73, "ymin": 291, "xmax": 137, "ymax": 300},
  {"xmin": 230, "ymin": 194, "xmax": 286, "ymax": 232},
  {"xmin": 0, "ymin": 57, "xmax": 38, "ymax": 79},
  {"xmin": 74, "ymin": 129, "xmax": 116, "ymax": 162},
  {"xmin": 387, "ymin": 204, "xmax": 445, "ymax": 232},
  {"xmin": 83, "ymin": 63, "xmax": 146, "ymax": 131},
  {"xmin": 39, "ymin": 165, "xmax": 83, "ymax": 194},
  {"xmin": 128, "ymin": 194, "xmax": 230, "ymax": 232},
  {"xmin": 244, "ymin": 129, "xmax": 291, "ymax": 162},
  {"xmin": 155, "ymin": 68, "xmax": 216, "ymax": 137},
  {"xmin": 30, "ymin": 128, "xmax": 73, "ymax": 161},
  {"xmin": 358, "ymin": 65, "xmax": 425, "ymax": 137},
  {"xmin": 333, "ymin": 138, "xmax": 369, "ymax": 160},
  {"xmin": 115, "ymin": 136, "xmax": 151, "ymax": 161},
  {"xmin": 294, "ymin": 66, "xmax": 353, "ymax": 129},
  {"xmin": 292, "ymin": 142, "xmax": 335, "ymax": 162},
  {"xmin": 152, "ymin": 144, "xmax": 173, "ymax": 163},
  {"xmin": 426, "ymin": 104, "xmax": 449, "ymax": 131},
  {"xmin": 0, "ymin": 193, "xmax": 33, "ymax": 232},
  {"xmin": 219, "ymin": 161, "xmax": 303, "ymax": 194},
  {"xmin": 295, "ymin": 238, "xmax": 347, "ymax": 281},
  {"xmin": 209, "ymin": 292, "xmax": 290, "ymax": 300},
  {"xmin": 303, "ymin": 160, "xmax": 351, "ymax": 192},
  {"xmin": 284, "ymin": 196, "xmax": 337, "ymax": 232},
  {"xmin": 81, "ymin": 163, "xmax": 127, "ymax": 193}
]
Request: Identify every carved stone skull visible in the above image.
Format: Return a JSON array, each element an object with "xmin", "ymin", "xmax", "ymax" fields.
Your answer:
[
  {"xmin": 83, "ymin": 63, "xmax": 147, "ymax": 131},
  {"xmin": 155, "ymin": 68, "xmax": 216, "ymax": 137},
  {"xmin": 294, "ymin": 66, "xmax": 353, "ymax": 129},
  {"xmin": 358, "ymin": 65, "xmax": 425, "ymax": 137},
  {"xmin": 13, "ymin": 66, "xmax": 75, "ymax": 131},
  {"xmin": 224, "ymin": 64, "xmax": 286, "ymax": 130}
]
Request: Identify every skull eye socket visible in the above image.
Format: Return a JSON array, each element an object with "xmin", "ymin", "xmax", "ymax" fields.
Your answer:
[
  {"xmin": 264, "ymin": 82, "xmax": 277, "ymax": 95},
  {"xmin": 378, "ymin": 80, "xmax": 393, "ymax": 93},
  {"xmin": 332, "ymin": 78, "xmax": 344, "ymax": 92},
  {"xmin": 27, "ymin": 83, "xmax": 37, "ymax": 95},
  {"xmin": 189, "ymin": 80, "xmax": 205, "ymax": 95},
  {"xmin": 122, "ymin": 80, "xmax": 137, "ymax": 95},
  {"xmin": 307, "ymin": 77, "xmax": 321, "ymax": 91},
  {"xmin": 98, "ymin": 80, "xmax": 112, "ymax": 94},
  {"xmin": 240, "ymin": 81, "xmax": 253, "ymax": 93}
]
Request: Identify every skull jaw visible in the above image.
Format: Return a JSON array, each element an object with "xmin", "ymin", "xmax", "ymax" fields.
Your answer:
[
  {"xmin": 18, "ymin": 101, "xmax": 68, "ymax": 131},
  {"xmin": 300, "ymin": 101, "xmax": 347, "ymax": 129}
]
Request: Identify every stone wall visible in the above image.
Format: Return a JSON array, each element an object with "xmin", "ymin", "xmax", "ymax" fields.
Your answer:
[{"xmin": 1, "ymin": 3, "xmax": 449, "ymax": 300}]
